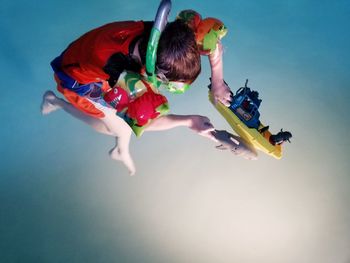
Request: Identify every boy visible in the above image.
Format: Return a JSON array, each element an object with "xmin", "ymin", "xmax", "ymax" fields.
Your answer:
[{"xmin": 41, "ymin": 10, "xmax": 232, "ymax": 175}]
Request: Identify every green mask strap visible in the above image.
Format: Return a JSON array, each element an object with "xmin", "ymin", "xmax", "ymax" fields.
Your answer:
[{"xmin": 145, "ymin": 0, "xmax": 172, "ymax": 87}]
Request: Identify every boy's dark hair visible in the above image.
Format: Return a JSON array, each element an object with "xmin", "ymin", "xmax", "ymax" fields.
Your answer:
[
  {"xmin": 103, "ymin": 52, "xmax": 142, "ymax": 87},
  {"xmin": 139, "ymin": 20, "xmax": 201, "ymax": 83},
  {"xmin": 104, "ymin": 20, "xmax": 201, "ymax": 86}
]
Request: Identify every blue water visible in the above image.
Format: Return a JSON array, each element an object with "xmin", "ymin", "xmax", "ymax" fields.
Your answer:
[{"xmin": 1, "ymin": 0, "xmax": 350, "ymax": 262}]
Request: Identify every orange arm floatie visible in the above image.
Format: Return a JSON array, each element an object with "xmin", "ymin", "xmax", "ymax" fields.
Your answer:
[{"xmin": 177, "ymin": 10, "xmax": 227, "ymax": 55}]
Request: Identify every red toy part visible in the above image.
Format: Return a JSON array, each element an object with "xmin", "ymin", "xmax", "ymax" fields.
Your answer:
[
  {"xmin": 127, "ymin": 91, "xmax": 168, "ymax": 126},
  {"xmin": 103, "ymin": 86, "xmax": 130, "ymax": 112}
]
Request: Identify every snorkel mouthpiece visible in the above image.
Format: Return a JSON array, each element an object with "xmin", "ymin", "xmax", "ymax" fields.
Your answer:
[{"xmin": 146, "ymin": 0, "xmax": 172, "ymax": 84}]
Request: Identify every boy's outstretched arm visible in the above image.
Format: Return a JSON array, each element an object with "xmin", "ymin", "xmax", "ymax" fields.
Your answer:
[
  {"xmin": 144, "ymin": 114, "xmax": 218, "ymax": 142},
  {"xmin": 209, "ymin": 41, "xmax": 232, "ymax": 106}
]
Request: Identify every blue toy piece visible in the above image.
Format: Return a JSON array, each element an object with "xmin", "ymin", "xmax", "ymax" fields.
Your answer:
[{"xmin": 229, "ymin": 79, "xmax": 261, "ymax": 129}]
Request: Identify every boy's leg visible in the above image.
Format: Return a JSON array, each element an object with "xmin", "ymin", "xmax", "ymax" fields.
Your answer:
[
  {"xmin": 41, "ymin": 90, "xmax": 135, "ymax": 175},
  {"xmin": 99, "ymin": 108, "xmax": 136, "ymax": 175},
  {"xmin": 41, "ymin": 90, "xmax": 113, "ymax": 135},
  {"xmin": 41, "ymin": 90, "xmax": 62, "ymax": 115}
]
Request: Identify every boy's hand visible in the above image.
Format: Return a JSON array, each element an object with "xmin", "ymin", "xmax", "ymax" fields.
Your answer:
[
  {"xmin": 189, "ymin": 115, "xmax": 218, "ymax": 142},
  {"xmin": 210, "ymin": 80, "xmax": 232, "ymax": 107}
]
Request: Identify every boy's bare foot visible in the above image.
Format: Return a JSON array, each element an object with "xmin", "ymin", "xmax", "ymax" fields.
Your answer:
[
  {"xmin": 109, "ymin": 147, "xmax": 136, "ymax": 176},
  {"xmin": 41, "ymin": 90, "xmax": 61, "ymax": 115}
]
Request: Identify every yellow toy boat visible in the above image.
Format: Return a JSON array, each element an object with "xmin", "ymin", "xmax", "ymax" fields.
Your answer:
[{"xmin": 209, "ymin": 80, "xmax": 288, "ymax": 159}]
